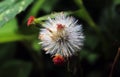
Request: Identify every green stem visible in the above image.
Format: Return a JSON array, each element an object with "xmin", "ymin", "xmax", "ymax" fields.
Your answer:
[
  {"xmin": 28, "ymin": 0, "xmax": 45, "ymax": 17},
  {"xmin": 74, "ymin": 0, "xmax": 108, "ymax": 48},
  {"xmin": 75, "ymin": 0, "xmax": 100, "ymax": 34},
  {"xmin": 36, "ymin": 11, "xmax": 72, "ymax": 22},
  {"xmin": 23, "ymin": 0, "xmax": 45, "ymax": 24}
]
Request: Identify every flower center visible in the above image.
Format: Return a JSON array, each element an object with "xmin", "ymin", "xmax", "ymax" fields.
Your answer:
[
  {"xmin": 57, "ymin": 24, "xmax": 64, "ymax": 31},
  {"xmin": 49, "ymin": 24, "xmax": 68, "ymax": 42},
  {"xmin": 56, "ymin": 24, "xmax": 67, "ymax": 42}
]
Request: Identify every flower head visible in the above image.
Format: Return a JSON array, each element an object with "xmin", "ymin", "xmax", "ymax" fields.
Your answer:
[
  {"xmin": 39, "ymin": 13, "xmax": 84, "ymax": 58},
  {"xmin": 27, "ymin": 16, "xmax": 35, "ymax": 26},
  {"xmin": 52, "ymin": 54, "xmax": 65, "ymax": 65}
]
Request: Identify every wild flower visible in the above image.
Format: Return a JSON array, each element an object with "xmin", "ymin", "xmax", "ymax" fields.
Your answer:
[{"xmin": 39, "ymin": 13, "xmax": 84, "ymax": 64}]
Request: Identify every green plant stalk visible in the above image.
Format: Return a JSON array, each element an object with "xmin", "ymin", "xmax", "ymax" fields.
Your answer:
[
  {"xmin": 75, "ymin": 0, "xmax": 101, "ymax": 34},
  {"xmin": 33, "ymin": 11, "xmax": 73, "ymax": 27},
  {"xmin": 28, "ymin": 0, "xmax": 45, "ymax": 16},
  {"xmin": 0, "ymin": 34, "xmax": 34, "ymax": 43},
  {"xmin": 24, "ymin": 0, "xmax": 45, "ymax": 24},
  {"xmin": 35, "ymin": 11, "xmax": 72, "ymax": 22},
  {"xmin": 75, "ymin": 0, "xmax": 108, "ymax": 49}
]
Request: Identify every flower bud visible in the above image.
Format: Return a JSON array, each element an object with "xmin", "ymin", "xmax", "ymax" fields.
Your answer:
[
  {"xmin": 52, "ymin": 54, "xmax": 65, "ymax": 65},
  {"xmin": 27, "ymin": 16, "xmax": 35, "ymax": 26}
]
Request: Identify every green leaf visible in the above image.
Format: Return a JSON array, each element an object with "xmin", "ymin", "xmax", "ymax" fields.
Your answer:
[
  {"xmin": 0, "ymin": 18, "xmax": 23, "ymax": 43},
  {"xmin": 0, "ymin": 33, "xmax": 25, "ymax": 43},
  {"xmin": 0, "ymin": 18, "xmax": 34, "ymax": 43},
  {"xmin": 0, "ymin": 60, "xmax": 32, "ymax": 77},
  {"xmin": 0, "ymin": 0, "xmax": 17, "ymax": 13},
  {"xmin": 0, "ymin": 32, "xmax": 34, "ymax": 43},
  {"xmin": 0, "ymin": 18, "xmax": 18, "ymax": 34},
  {"xmin": 0, "ymin": 0, "xmax": 33, "ymax": 27}
]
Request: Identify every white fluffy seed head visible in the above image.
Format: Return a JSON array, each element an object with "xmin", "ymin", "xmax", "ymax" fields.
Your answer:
[{"xmin": 39, "ymin": 13, "xmax": 85, "ymax": 57}]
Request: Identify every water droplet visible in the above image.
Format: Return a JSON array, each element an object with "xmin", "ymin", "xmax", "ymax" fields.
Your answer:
[
  {"xmin": 18, "ymin": 7, "xmax": 23, "ymax": 12},
  {"xmin": 5, "ymin": 10, "xmax": 10, "ymax": 14},
  {"xmin": 11, "ymin": 0, "xmax": 15, "ymax": 2},
  {"xmin": 21, "ymin": 1, "xmax": 25, "ymax": 5}
]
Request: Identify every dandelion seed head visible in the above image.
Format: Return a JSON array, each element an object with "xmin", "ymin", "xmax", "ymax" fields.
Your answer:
[{"xmin": 39, "ymin": 13, "xmax": 85, "ymax": 58}]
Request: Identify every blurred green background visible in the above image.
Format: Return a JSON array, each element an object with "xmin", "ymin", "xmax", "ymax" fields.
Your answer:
[{"xmin": 0, "ymin": 0, "xmax": 120, "ymax": 77}]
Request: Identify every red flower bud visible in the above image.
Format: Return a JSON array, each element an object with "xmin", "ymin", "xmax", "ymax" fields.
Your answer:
[
  {"xmin": 27, "ymin": 16, "xmax": 35, "ymax": 26},
  {"xmin": 52, "ymin": 54, "xmax": 65, "ymax": 65}
]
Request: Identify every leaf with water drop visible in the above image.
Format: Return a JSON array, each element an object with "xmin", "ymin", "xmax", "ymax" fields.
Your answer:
[{"xmin": 0, "ymin": 0, "xmax": 33, "ymax": 27}]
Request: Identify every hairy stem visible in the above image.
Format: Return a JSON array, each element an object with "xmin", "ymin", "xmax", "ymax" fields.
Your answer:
[{"xmin": 109, "ymin": 47, "xmax": 120, "ymax": 77}]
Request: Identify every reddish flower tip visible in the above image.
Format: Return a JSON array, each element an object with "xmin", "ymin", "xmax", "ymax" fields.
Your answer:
[
  {"xmin": 57, "ymin": 24, "xmax": 64, "ymax": 30},
  {"xmin": 27, "ymin": 16, "xmax": 35, "ymax": 26},
  {"xmin": 52, "ymin": 54, "xmax": 65, "ymax": 65}
]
